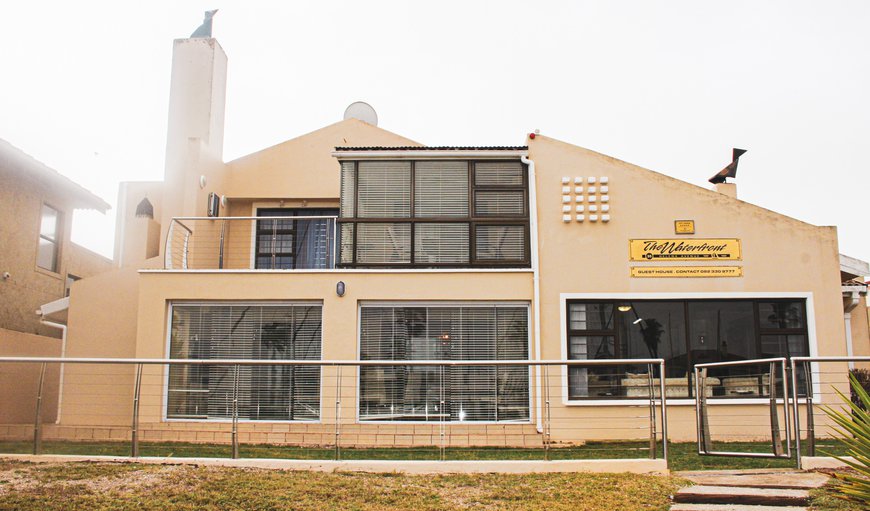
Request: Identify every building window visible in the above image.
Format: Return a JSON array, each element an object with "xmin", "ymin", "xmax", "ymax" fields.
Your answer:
[
  {"xmin": 359, "ymin": 304, "xmax": 530, "ymax": 422},
  {"xmin": 338, "ymin": 160, "xmax": 530, "ymax": 268},
  {"xmin": 566, "ymin": 299, "xmax": 809, "ymax": 400},
  {"xmin": 37, "ymin": 204, "xmax": 62, "ymax": 272},
  {"xmin": 167, "ymin": 303, "xmax": 322, "ymax": 421},
  {"xmin": 255, "ymin": 208, "xmax": 338, "ymax": 269},
  {"xmin": 64, "ymin": 274, "xmax": 81, "ymax": 297}
]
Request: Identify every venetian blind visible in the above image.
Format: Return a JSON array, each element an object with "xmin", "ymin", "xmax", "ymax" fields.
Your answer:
[
  {"xmin": 414, "ymin": 223, "xmax": 469, "ymax": 264},
  {"xmin": 474, "ymin": 191, "xmax": 525, "ymax": 216},
  {"xmin": 356, "ymin": 223, "xmax": 411, "ymax": 264},
  {"xmin": 475, "ymin": 225, "xmax": 525, "ymax": 261},
  {"xmin": 414, "ymin": 161, "xmax": 468, "ymax": 217},
  {"xmin": 358, "ymin": 305, "xmax": 529, "ymax": 422},
  {"xmin": 357, "ymin": 161, "xmax": 410, "ymax": 218},
  {"xmin": 167, "ymin": 303, "xmax": 322, "ymax": 421},
  {"xmin": 340, "ymin": 162, "xmax": 355, "ymax": 218},
  {"xmin": 474, "ymin": 162, "xmax": 524, "ymax": 186}
]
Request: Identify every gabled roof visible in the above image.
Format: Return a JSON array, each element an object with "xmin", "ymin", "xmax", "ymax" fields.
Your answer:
[
  {"xmin": 334, "ymin": 146, "xmax": 528, "ymax": 151},
  {"xmin": 0, "ymin": 138, "xmax": 110, "ymax": 212}
]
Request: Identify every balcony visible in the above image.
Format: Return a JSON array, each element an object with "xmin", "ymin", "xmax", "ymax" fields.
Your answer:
[{"xmin": 165, "ymin": 216, "xmax": 337, "ymax": 270}]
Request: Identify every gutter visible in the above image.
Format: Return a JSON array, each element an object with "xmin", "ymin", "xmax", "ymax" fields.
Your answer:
[{"xmin": 521, "ymin": 154, "xmax": 544, "ymax": 434}]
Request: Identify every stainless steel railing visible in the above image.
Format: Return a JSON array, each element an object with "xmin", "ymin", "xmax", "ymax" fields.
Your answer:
[
  {"xmin": 164, "ymin": 216, "xmax": 338, "ymax": 270},
  {"xmin": 0, "ymin": 357, "xmax": 669, "ymax": 463}
]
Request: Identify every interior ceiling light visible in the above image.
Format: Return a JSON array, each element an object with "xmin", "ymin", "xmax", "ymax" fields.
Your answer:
[{"xmin": 617, "ymin": 305, "xmax": 632, "ymax": 312}]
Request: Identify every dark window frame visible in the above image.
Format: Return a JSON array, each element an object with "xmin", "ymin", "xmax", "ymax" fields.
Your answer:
[
  {"xmin": 565, "ymin": 298, "xmax": 810, "ymax": 400},
  {"xmin": 338, "ymin": 160, "xmax": 531, "ymax": 268},
  {"xmin": 254, "ymin": 208, "xmax": 339, "ymax": 270}
]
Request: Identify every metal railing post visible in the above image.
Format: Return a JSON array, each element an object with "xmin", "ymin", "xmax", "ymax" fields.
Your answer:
[
  {"xmin": 231, "ymin": 364, "xmax": 240, "ymax": 459},
  {"xmin": 32, "ymin": 362, "xmax": 47, "ymax": 455},
  {"xmin": 439, "ymin": 364, "xmax": 446, "ymax": 461},
  {"xmin": 131, "ymin": 363, "xmax": 143, "ymax": 457},
  {"xmin": 805, "ymin": 360, "xmax": 816, "ymax": 456},
  {"xmin": 659, "ymin": 360, "xmax": 668, "ymax": 463},
  {"xmin": 647, "ymin": 363, "xmax": 656, "ymax": 459},
  {"xmin": 334, "ymin": 366, "xmax": 342, "ymax": 461},
  {"xmin": 543, "ymin": 364, "xmax": 551, "ymax": 461},
  {"xmin": 769, "ymin": 362, "xmax": 784, "ymax": 456},
  {"xmin": 697, "ymin": 367, "xmax": 712, "ymax": 453},
  {"xmin": 218, "ymin": 219, "xmax": 226, "ymax": 269},
  {"xmin": 791, "ymin": 358, "xmax": 802, "ymax": 468},
  {"xmin": 781, "ymin": 360, "xmax": 791, "ymax": 459}
]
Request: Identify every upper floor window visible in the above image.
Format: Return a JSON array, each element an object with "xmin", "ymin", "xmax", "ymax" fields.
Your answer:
[
  {"xmin": 37, "ymin": 204, "xmax": 61, "ymax": 272},
  {"xmin": 255, "ymin": 208, "xmax": 338, "ymax": 270},
  {"xmin": 338, "ymin": 160, "xmax": 530, "ymax": 268}
]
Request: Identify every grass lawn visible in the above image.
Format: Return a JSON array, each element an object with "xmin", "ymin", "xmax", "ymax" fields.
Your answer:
[
  {"xmin": 0, "ymin": 459, "xmax": 864, "ymax": 511},
  {"xmin": 0, "ymin": 459, "xmax": 684, "ymax": 511},
  {"xmin": 0, "ymin": 439, "xmax": 850, "ymax": 471}
]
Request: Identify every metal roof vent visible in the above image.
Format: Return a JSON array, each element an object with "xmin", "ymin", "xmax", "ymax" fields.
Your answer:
[
  {"xmin": 343, "ymin": 101, "xmax": 378, "ymax": 126},
  {"xmin": 135, "ymin": 198, "xmax": 154, "ymax": 219}
]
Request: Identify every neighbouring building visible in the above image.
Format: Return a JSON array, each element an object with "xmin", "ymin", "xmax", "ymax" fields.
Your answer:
[
  {"xmin": 3, "ymin": 28, "xmax": 868, "ymax": 449},
  {"xmin": 0, "ymin": 138, "xmax": 112, "ymax": 423}
]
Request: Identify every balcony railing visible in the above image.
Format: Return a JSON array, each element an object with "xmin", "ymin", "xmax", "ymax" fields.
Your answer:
[{"xmin": 165, "ymin": 216, "xmax": 337, "ymax": 270}]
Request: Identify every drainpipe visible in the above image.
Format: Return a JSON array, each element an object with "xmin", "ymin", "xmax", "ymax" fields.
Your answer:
[
  {"xmin": 38, "ymin": 318, "xmax": 67, "ymax": 423},
  {"xmin": 843, "ymin": 291, "xmax": 860, "ymax": 370},
  {"xmin": 521, "ymin": 154, "xmax": 544, "ymax": 434}
]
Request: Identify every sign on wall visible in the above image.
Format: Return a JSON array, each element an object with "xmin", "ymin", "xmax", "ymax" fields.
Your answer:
[
  {"xmin": 629, "ymin": 239, "xmax": 741, "ymax": 261},
  {"xmin": 674, "ymin": 220, "xmax": 695, "ymax": 234},
  {"xmin": 630, "ymin": 266, "xmax": 743, "ymax": 278}
]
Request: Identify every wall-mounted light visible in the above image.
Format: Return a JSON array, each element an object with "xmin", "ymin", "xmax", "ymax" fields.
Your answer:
[
  {"xmin": 336, "ymin": 281, "xmax": 346, "ymax": 297},
  {"xmin": 617, "ymin": 305, "xmax": 632, "ymax": 312}
]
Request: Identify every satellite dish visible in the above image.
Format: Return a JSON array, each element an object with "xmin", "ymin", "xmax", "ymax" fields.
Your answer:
[{"xmin": 343, "ymin": 101, "xmax": 378, "ymax": 126}]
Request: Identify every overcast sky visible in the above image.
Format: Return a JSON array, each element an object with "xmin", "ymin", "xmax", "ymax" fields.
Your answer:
[{"xmin": 2, "ymin": 1, "xmax": 868, "ymax": 265}]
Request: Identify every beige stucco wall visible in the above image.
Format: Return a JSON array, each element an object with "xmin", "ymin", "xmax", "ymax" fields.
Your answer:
[
  {"xmin": 0, "ymin": 166, "xmax": 109, "ymax": 337},
  {"xmin": 224, "ymin": 118, "xmax": 418, "ymax": 200},
  {"xmin": 0, "ymin": 328, "xmax": 60, "ymax": 423},
  {"xmin": 527, "ymin": 134, "xmax": 847, "ymax": 442}
]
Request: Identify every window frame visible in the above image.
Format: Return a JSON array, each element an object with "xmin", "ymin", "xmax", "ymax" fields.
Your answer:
[
  {"xmin": 355, "ymin": 301, "xmax": 533, "ymax": 424},
  {"xmin": 559, "ymin": 293, "xmax": 817, "ymax": 406},
  {"xmin": 36, "ymin": 203, "xmax": 62, "ymax": 274},
  {"xmin": 162, "ymin": 300, "xmax": 324, "ymax": 423},
  {"xmin": 338, "ymin": 160, "xmax": 531, "ymax": 269}
]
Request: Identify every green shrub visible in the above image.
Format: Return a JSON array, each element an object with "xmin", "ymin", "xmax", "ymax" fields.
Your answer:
[
  {"xmin": 822, "ymin": 373, "xmax": 870, "ymax": 505},
  {"xmin": 850, "ymin": 369, "xmax": 870, "ymax": 411}
]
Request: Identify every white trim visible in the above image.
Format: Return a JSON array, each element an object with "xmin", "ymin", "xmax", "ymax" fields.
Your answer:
[
  {"xmin": 141, "ymin": 268, "xmax": 534, "ymax": 274},
  {"xmin": 562, "ymin": 397, "xmax": 813, "ymax": 407},
  {"xmin": 332, "ymin": 150, "xmax": 528, "ymax": 160},
  {"xmin": 558, "ymin": 291, "xmax": 818, "ymax": 406},
  {"xmin": 356, "ymin": 301, "xmax": 533, "ymax": 425}
]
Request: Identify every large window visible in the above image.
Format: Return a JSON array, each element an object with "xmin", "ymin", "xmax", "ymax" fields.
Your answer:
[
  {"xmin": 359, "ymin": 304, "xmax": 530, "ymax": 422},
  {"xmin": 566, "ymin": 299, "xmax": 809, "ymax": 400},
  {"xmin": 167, "ymin": 303, "xmax": 322, "ymax": 421},
  {"xmin": 255, "ymin": 208, "xmax": 338, "ymax": 269},
  {"xmin": 37, "ymin": 204, "xmax": 61, "ymax": 272},
  {"xmin": 338, "ymin": 160, "xmax": 530, "ymax": 268}
]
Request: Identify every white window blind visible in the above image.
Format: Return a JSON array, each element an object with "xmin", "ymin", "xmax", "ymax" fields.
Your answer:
[
  {"xmin": 474, "ymin": 162, "xmax": 524, "ymax": 186},
  {"xmin": 339, "ymin": 223, "xmax": 354, "ymax": 264},
  {"xmin": 357, "ymin": 161, "xmax": 410, "ymax": 218},
  {"xmin": 167, "ymin": 303, "xmax": 322, "ymax": 421},
  {"xmin": 414, "ymin": 223, "xmax": 469, "ymax": 264},
  {"xmin": 356, "ymin": 223, "xmax": 411, "ymax": 264},
  {"xmin": 475, "ymin": 225, "xmax": 525, "ymax": 261},
  {"xmin": 474, "ymin": 191, "xmax": 525, "ymax": 216},
  {"xmin": 414, "ymin": 161, "xmax": 468, "ymax": 217},
  {"xmin": 340, "ymin": 162, "xmax": 355, "ymax": 218},
  {"xmin": 359, "ymin": 305, "xmax": 529, "ymax": 422}
]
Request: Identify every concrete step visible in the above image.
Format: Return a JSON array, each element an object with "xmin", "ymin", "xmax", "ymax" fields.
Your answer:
[
  {"xmin": 676, "ymin": 471, "xmax": 829, "ymax": 490},
  {"xmin": 672, "ymin": 485, "xmax": 810, "ymax": 507},
  {"xmin": 670, "ymin": 505, "xmax": 806, "ymax": 511}
]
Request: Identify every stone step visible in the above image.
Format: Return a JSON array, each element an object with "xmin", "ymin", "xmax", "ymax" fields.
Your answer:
[
  {"xmin": 670, "ymin": 505, "xmax": 806, "ymax": 511},
  {"xmin": 677, "ymin": 471, "xmax": 829, "ymax": 490},
  {"xmin": 673, "ymin": 485, "xmax": 810, "ymax": 507}
]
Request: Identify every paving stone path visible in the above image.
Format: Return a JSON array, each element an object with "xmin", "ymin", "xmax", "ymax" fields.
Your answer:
[{"xmin": 670, "ymin": 469, "xmax": 830, "ymax": 511}]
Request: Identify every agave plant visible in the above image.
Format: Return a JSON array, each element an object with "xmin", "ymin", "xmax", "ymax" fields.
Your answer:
[{"xmin": 822, "ymin": 373, "xmax": 870, "ymax": 504}]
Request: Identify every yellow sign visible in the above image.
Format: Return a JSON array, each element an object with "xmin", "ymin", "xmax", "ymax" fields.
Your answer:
[
  {"xmin": 674, "ymin": 220, "xmax": 695, "ymax": 234},
  {"xmin": 631, "ymin": 266, "xmax": 743, "ymax": 278},
  {"xmin": 629, "ymin": 238, "xmax": 741, "ymax": 261}
]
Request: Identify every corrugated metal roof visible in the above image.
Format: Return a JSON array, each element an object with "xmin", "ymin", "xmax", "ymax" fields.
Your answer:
[{"xmin": 334, "ymin": 146, "xmax": 528, "ymax": 151}]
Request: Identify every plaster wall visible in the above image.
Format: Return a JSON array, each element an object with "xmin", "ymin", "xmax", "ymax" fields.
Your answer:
[{"xmin": 0, "ymin": 328, "xmax": 60, "ymax": 423}]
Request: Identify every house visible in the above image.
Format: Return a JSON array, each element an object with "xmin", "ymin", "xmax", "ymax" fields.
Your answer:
[
  {"xmin": 3, "ymin": 30, "xmax": 868, "ymax": 449},
  {"xmin": 0, "ymin": 138, "xmax": 112, "ymax": 423}
]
